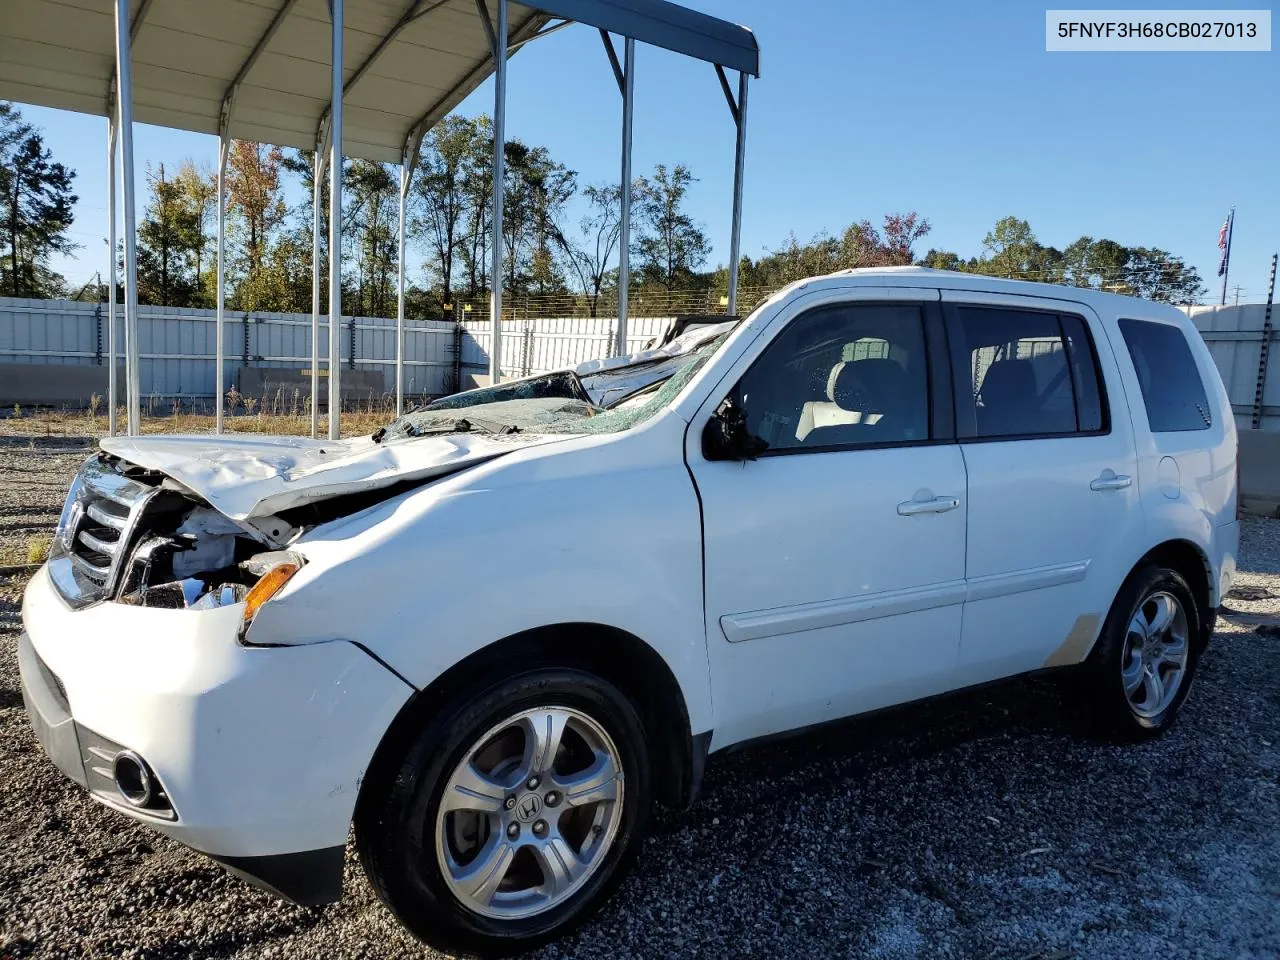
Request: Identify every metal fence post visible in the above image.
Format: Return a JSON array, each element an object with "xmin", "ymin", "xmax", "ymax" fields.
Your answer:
[{"xmin": 1252, "ymin": 253, "xmax": 1278, "ymax": 429}]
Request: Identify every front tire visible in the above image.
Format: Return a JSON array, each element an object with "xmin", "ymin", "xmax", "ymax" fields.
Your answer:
[
  {"xmin": 1084, "ymin": 564, "xmax": 1203, "ymax": 739},
  {"xmin": 356, "ymin": 667, "xmax": 651, "ymax": 957}
]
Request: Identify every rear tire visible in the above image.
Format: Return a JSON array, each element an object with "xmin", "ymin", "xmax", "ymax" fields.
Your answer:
[
  {"xmin": 356, "ymin": 667, "xmax": 651, "ymax": 957},
  {"xmin": 1083, "ymin": 564, "xmax": 1203, "ymax": 740}
]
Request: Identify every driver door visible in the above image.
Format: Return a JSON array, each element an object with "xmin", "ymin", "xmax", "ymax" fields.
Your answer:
[{"xmin": 685, "ymin": 289, "xmax": 968, "ymax": 748}]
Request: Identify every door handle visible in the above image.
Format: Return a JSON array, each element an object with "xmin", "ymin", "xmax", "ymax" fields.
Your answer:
[
  {"xmin": 897, "ymin": 496, "xmax": 961, "ymax": 516},
  {"xmin": 1090, "ymin": 472, "xmax": 1132, "ymax": 491}
]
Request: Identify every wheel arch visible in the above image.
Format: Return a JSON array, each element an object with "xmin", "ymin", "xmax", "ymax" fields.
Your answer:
[
  {"xmin": 1122, "ymin": 539, "xmax": 1215, "ymax": 646},
  {"xmin": 355, "ymin": 622, "xmax": 701, "ymax": 825}
]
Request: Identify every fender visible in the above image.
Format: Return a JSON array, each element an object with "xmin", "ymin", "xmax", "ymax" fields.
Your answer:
[{"xmin": 247, "ymin": 413, "xmax": 716, "ymax": 737}]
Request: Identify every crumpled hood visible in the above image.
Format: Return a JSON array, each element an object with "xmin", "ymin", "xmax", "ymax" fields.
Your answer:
[{"xmin": 99, "ymin": 431, "xmax": 561, "ymax": 520}]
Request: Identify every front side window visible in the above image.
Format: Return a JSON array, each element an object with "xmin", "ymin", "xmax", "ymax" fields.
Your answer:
[
  {"xmin": 735, "ymin": 303, "xmax": 931, "ymax": 452},
  {"xmin": 950, "ymin": 306, "xmax": 1107, "ymax": 439},
  {"xmin": 1118, "ymin": 318, "xmax": 1213, "ymax": 432}
]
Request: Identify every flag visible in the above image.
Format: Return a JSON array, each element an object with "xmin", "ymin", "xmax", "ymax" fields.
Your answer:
[{"xmin": 1217, "ymin": 211, "xmax": 1233, "ymax": 277}]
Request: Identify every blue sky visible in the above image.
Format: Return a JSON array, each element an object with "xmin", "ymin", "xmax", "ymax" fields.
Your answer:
[{"xmin": 16, "ymin": 0, "xmax": 1280, "ymax": 302}]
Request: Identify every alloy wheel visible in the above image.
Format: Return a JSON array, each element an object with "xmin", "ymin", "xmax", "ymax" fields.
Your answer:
[
  {"xmin": 1120, "ymin": 590, "xmax": 1190, "ymax": 720},
  {"xmin": 434, "ymin": 706, "xmax": 625, "ymax": 920}
]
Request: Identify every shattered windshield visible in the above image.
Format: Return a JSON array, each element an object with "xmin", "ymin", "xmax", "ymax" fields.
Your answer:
[{"xmin": 379, "ymin": 324, "xmax": 732, "ymax": 442}]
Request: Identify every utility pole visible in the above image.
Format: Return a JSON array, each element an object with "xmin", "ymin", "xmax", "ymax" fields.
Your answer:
[{"xmin": 1232, "ymin": 284, "xmax": 1244, "ymax": 306}]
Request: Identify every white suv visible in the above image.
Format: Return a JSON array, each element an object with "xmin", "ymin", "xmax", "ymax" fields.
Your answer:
[{"xmin": 20, "ymin": 268, "xmax": 1238, "ymax": 955}]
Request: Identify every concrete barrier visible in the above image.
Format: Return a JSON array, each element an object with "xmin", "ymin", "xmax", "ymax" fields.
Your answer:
[
  {"xmin": 0, "ymin": 362, "xmax": 122, "ymax": 408},
  {"xmin": 235, "ymin": 366, "xmax": 387, "ymax": 409},
  {"xmin": 1239, "ymin": 429, "xmax": 1280, "ymax": 517}
]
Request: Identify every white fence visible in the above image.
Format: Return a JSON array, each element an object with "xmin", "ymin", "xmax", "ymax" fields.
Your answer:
[
  {"xmin": 2, "ymin": 297, "xmax": 1276, "ymax": 429},
  {"xmin": 1180, "ymin": 303, "xmax": 1278, "ymax": 430},
  {"xmin": 0, "ymin": 297, "xmax": 675, "ymax": 404}
]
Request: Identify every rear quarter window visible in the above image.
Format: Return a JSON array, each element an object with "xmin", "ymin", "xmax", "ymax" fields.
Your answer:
[{"xmin": 1117, "ymin": 318, "xmax": 1213, "ymax": 432}]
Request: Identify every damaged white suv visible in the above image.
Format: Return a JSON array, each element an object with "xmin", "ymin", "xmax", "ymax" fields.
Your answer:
[{"xmin": 21, "ymin": 268, "xmax": 1238, "ymax": 956}]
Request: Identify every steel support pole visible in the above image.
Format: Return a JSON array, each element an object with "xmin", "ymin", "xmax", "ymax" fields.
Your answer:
[
  {"xmin": 106, "ymin": 117, "xmax": 118, "ymax": 436},
  {"xmin": 113, "ymin": 0, "xmax": 141, "ymax": 436},
  {"xmin": 487, "ymin": 0, "xmax": 508, "ymax": 384},
  {"xmin": 215, "ymin": 135, "xmax": 229, "ymax": 431},
  {"xmin": 727, "ymin": 71, "xmax": 749, "ymax": 318},
  {"xmin": 396, "ymin": 159, "xmax": 409, "ymax": 415},
  {"xmin": 328, "ymin": 0, "xmax": 344, "ymax": 440},
  {"xmin": 310, "ymin": 149, "xmax": 324, "ymax": 437},
  {"xmin": 615, "ymin": 37, "xmax": 635, "ymax": 357}
]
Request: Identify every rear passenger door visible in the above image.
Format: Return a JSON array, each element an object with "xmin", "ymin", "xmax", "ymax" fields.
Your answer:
[{"xmin": 941, "ymin": 291, "xmax": 1140, "ymax": 686}]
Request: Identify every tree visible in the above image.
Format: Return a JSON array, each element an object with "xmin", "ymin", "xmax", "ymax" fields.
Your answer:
[
  {"xmin": 976, "ymin": 216, "xmax": 1064, "ymax": 282},
  {"xmin": 560, "ymin": 183, "xmax": 623, "ymax": 317},
  {"xmin": 173, "ymin": 160, "xmax": 216, "ymax": 305},
  {"xmin": 881, "ymin": 212, "xmax": 931, "ymax": 265},
  {"xmin": 1122, "ymin": 248, "xmax": 1204, "ymax": 303},
  {"xmin": 345, "ymin": 159, "xmax": 397, "ymax": 317},
  {"xmin": 499, "ymin": 140, "xmax": 576, "ymax": 298},
  {"xmin": 137, "ymin": 162, "xmax": 199, "ymax": 306},
  {"xmin": 226, "ymin": 141, "xmax": 286, "ymax": 310},
  {"xmin": 918, "ymin": 249, "xmax": 971, "ymax": 271},
  {"xmin": 634, "ymin": 164, "xmax": 709, "ymax": 291},
  {"xmin": 460, "ymin": 116, "xmax": 495, "ymax": 300},
  {"xmin": 413, "ymin": 116, "xmax": 485, "ymax": 314},
  {"xmin": 0, "ymin": 102, "xmax": 76, "ymax": 298}
]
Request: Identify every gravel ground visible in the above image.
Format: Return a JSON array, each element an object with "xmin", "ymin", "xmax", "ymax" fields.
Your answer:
[{"xmin": 1, "ymin": 436, "xmax": 1278, "ymax": 960}]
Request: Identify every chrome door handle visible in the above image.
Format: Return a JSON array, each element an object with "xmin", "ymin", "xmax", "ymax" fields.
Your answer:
[
  {"xmin": 1090, "ymin": 473, "xmax": 1132, "ymax": 491},
  {"xmin": 897, "ymin": 496, "xmax": 961, "ymax": 516}
]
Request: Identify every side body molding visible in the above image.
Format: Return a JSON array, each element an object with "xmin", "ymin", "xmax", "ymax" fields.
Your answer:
[{"xmin": 721, "ymin": 560, "xmax": 1090, "ymax": 643}]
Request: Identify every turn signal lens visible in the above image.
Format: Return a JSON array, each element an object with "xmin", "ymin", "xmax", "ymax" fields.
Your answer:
[{"xmin": 242, "ymin": 562, "xmax": 300, "ymax": 625}]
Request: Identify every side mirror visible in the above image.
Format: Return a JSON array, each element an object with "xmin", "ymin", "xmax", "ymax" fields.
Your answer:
[{"xmin": 702, "ymin": 398, "xmax": 769, "ymax": 461}]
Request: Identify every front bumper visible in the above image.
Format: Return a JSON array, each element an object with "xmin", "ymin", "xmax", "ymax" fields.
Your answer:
[{"xmin": 19, "ymin": 565, "xmax": 414, "ymax": 904}]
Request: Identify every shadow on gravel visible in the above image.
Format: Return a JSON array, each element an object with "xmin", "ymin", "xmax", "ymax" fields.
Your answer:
[
  {"xmin": 0, "ymin": 435, "xmax": 96, "ymax": 450},
  {"xmin": 688, "ymin": 672, "xmax": 1075, "ymax": 829},
  {"xmin": 0, "ymin": 685, "xmax": 24, "ymax": 710}
]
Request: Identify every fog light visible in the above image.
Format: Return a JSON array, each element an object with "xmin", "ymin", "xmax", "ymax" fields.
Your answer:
[{"xmin": 112, "ymin": 751, "xmax": 154, "ymax": 808}]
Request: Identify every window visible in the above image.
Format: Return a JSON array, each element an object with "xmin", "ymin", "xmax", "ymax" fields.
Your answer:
[
  {"xmin": 735, "ymin": 303, "xmax": 930, "ymax": 452},
  {"xmin": 949, "ymin": 306, "xmax": 1107, "ymax": 440},
  {"xmin": 1118, "ymin": 318, "xmax": 1212, "ymax": 432}
]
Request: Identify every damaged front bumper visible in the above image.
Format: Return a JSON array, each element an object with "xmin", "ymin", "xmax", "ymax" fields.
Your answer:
[{"xmin": 18, "ymin": 565, "xmax": 414, "ymax": 905}]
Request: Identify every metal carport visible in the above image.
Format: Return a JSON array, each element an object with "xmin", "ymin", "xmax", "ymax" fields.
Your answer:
[{"xmin": 0, "ymin": 0, "xmax": 759, "ymax": 439}]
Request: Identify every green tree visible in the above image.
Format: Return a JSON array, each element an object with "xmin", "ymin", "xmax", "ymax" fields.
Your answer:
[
  {"xmin": 499, "ymin": 140, "xmax": 576, "ymax": 298},
  {"xmin": 0, "ymin": 102, "xmax": 76, "ymax": 297},
  {"xmin": 344, "ymin": 159, "xmax": 397, "ymax": 317},
  {"xmin": 976, "ymin": 216, "xmax": 1064, "ymax": 282},
  {"xmin": 1122, "ymin": 248, "xmax": 1204, "ymax": 303},
  {"xmin": 173, "ymin": 160, "xmax": 217, "ymax": 305},
  {"xmin": 137, "ymin": 162, "xmax": 198, "ymax": 306},
  {"xmin": 918, "ymin": 249, "xmax": 972, "ymax": 271},
  {"xmin": 634, "ymin": 164, "xmax": 709, "ymax": 291},
  {"xmin": 412, "ymin": 116, "xmax": 487, "ymax": 315}
]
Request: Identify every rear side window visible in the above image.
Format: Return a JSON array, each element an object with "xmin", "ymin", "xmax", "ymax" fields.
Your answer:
[
  {"xmin": 948, "ymin": 306, "xmax": 1108, "ymax": 440},
  {"xmin": 1118, "ymin": 319, "xmax": 1212, "ymax": 432}
]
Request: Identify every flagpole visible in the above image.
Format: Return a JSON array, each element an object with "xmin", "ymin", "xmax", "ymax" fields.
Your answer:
[{"xmin": 1220, "ymin": 208, "xmax": 1235, "ymax": 306}]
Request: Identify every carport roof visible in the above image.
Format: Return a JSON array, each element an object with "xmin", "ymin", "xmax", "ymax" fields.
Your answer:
[{"xmin": 0, "ymin": 0, "xmax": 759, "ymax": 163}]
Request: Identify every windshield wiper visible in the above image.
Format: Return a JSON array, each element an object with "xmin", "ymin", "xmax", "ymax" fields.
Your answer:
[{"xmin": 374, "ymin": 415, "xmax": 521, "ymax": 443}]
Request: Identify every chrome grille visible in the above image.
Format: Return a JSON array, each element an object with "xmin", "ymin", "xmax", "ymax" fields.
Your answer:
[{"xmin": 49, "ymin": 457, "xmax": 159, "ymax": 607}]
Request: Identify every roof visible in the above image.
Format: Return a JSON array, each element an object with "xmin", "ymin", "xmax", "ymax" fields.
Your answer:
[
  {"xmin": 0, "ymin": 0, "xmax": 759, "ymax": 164},
  {"xmin": 769, "ymin": 267, "xmax": 1191, "ymax": 316}
]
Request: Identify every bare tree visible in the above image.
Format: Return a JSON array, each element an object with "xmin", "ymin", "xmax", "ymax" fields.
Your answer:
[{"xmin": 559, "ymin": 183, "xmax": 623, "ymax": 317}]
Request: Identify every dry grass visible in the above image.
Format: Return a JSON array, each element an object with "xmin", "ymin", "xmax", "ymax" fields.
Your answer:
[
  {"xmin": 0, "ymin": 408, "xmax": 392, "ymax": 440},
  {"xmin": 0, "ymin": 534, "xmax": 51, "ymax": 568}
]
